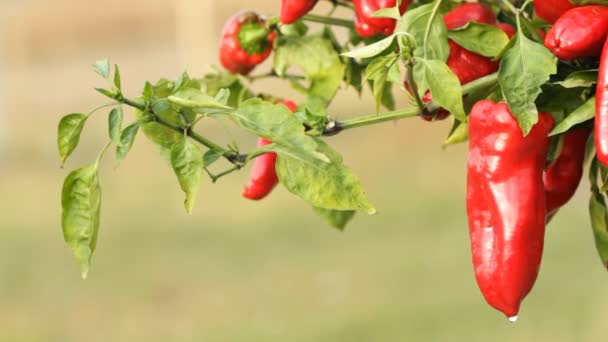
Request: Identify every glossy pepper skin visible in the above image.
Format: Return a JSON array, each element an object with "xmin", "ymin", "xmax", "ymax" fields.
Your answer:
[
  {"xmin": 242, "ymin": 100, "xmax": 297, "ymax": 200},
  {"xmin": 596, "ymin": 37, "xmax": 608, "ymax": 167},
  {"xmin": 219, "ymin": 11, "xmax": 276, "ymax": 75},
  {"xmin": 280, "ymin": 0, "xmax": 318, "ymax": 24},
  {"xmin": 545, "ymin": 6, "xmax": 608, "ymax": 60},
  {"xmin": 467, "ymin": 100, "xmax": 554, "ymax": 319},
  {"xmin": 534, "ymin": 0, "xmax": 576, "ymax": 24},
  {"xmin": 352, "ymin": 0, "xmax": 411, "ymax": 38},
  {"xmin": 544, "ymin": 129, "xmax": 590, "ymax": 217}
]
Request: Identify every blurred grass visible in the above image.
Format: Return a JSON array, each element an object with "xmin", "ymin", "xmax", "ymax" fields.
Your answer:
[{"xmin": 1, "ymin": 0, "xmax": 608, "ymax": 341}]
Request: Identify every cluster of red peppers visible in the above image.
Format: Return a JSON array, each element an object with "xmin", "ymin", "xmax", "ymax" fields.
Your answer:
[{"xmin": 216, "ymin": 0, "xmax": 608, "ymax": 320}]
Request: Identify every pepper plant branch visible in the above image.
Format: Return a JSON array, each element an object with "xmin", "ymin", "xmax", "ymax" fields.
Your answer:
[
  {"xmin": 119, "ymin": 97, "xmax": 242, "ymax": 165},
  {"xmin": 302, "ymin": 14, "xmax": 355, "ymax": 29}
]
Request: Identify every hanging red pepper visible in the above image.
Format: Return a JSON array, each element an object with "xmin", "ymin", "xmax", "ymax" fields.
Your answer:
[
  {"xmin": 242, "ymin": 100, "xmax": 297, "ymax": 200},
  {"xmin": 534, "ymin": 0, "xmax": 577, "ymax": 24},
  {"xmin": 545, "ymin": 6, "xmax": 608, "ymax": 60},
  {"xmin": 544, "ymin": 129, "xmax": 590, "ymax": 218},
  {"xmin": 467, "ymin": 100, "xmax": 554, "ymax": 320},
  {"xmin": 219, "ymin": 11, "xmax": 276, "ymax": 75},
  {"xmin": 596, "ymin": 37, "xmax": 608, "ymax": 167},
  {"xmin": 281, "ymin": 0, "xmax": 319, "ymax": 24},
  {"xmin": 352, "ymin": 0, "xmax": 411, "ymax": 38}
]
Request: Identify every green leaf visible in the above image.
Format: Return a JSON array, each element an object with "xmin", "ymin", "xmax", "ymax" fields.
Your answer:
[
  {"xmin": 93, "ymin": 58, "xmax": 110, "ymax": 79},
  {"xmin": 116, "ymin": 123, "xmax": 139, "ymax": 164},
  {"xmin": 372, "ymin": 6, "xmax": 401, "ymax": 20},
  {"xmin": 313, "ymin": 207, "xmax": 356, "ymax": 231},
  {"xmin": 231, "ymin": 98, "xmax": 329, "ymax": 165},
  {"xmin": 113, "ymin": 64, "xmax": 122, "ymax": 90},
  {"xmin": 498, "ymin": 30, "xmax": 557, "ymax": 135},
  {"xmin": 589, "ymin": 159, "xmax": 608, "ymax": 269},
  {"xmin": 136, "ymin": 109, "xmax": 185, "ymax": 160},
  {"xmin": 202, "ymin": 149, "xmax": 224, "ymax": 168},
  {"xmin": 395, "ymin": 3, "xmax": 450, "ymax": 61},
  {"xmin": 342, "ymin": 34, "xmax": 398, "ymax": 59},
  {"xmin": 108, "ymin": 107, "xmax": 123, "ymax": 144},
  {"xmin": 58, "ymin": 113, "xmax": 87, "ymax": 166},
  {"xmin": 95, "ymin": 88, "xmax": 117, "ymax": 99},
  {"xmin": 143, "ymin": 82, "xmax": 154, "ymax": 103},
  {"xmin": 61, "ymin": 163, "xmax": 102, "ymax": 279},
  {"xmin": 552, "ymin": 70, "xmax": 598, "ymax": 89},
  {"xmin": 448, "ymin": 23, "xmax": 510, "ymax": 58},
  {"xmin": 276, "ymin": 139, "xmax": 376, "ymax": 214},
  {"xmin": 550, "ymin": 97, "xmax": 595, "ymax": 136},
  {"xmin": 168, "ymin": 88, "xmax": 233, "ymax": 111},
  {"xmin": 170, "ymin": 139, "xmax": 204, "ymax": 214},
  {"xmin": 274, "ymin": 34, "xmax": 345, "ymax": 102},
  {"xmin": 444, "ymin": 119, "xmax": 468, "ymax": 146},
  {"xmin": 570, "ymin": 0, "xmax": 608, "ymax": 5},
  {"xmin": 414, "ymin": 58, "xmax": 466, "ymax": 121}
]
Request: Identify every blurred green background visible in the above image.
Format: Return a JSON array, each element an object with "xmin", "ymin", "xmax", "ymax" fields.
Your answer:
[{"xmin": 0, "ymin": 0, "xmax": 606, "ymax": 341}]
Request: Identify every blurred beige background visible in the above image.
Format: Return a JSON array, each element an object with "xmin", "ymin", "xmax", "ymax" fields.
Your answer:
[{"xmin": 0, "ymin": 1, "xmax": 606, "ymax": 341}]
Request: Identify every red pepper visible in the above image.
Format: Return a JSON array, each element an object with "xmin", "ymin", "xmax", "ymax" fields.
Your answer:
[
  {"xmin": 443, "ymin": 2, "xmax": 496, "ymax": 30},
  {"xmin": 544, "ymin": 129, "xmax": 590, "ymax": 217},
  {"xmin": 242, "ymin": 100, "xmax": 297, "ymax": 200},
  {"xmin": 496, "ymin": 23, "xmax": 516, "ymax": 39},
  {"xmin": 352, "ymin": 0, "xmax": 411, "ymax": 38},
  {"xmin": 467, "ymin": 100, "xmax": 554, "ymax": 319},
  {"xmin": 219, "ymin": 11, "xmax": 276, "ymax": 75},
  {"xmin": 281, "ymin": 0, "xmax": 318, "ymax": 24},
  {"xmin": 534, "ymin": 0, "xmax": 577, "ymax": 24},
  {"xmin": 596, "ymin": 36, "xmax": 608, "ymax": 167},
  {"xmin": 545, "ymin": 6, "xmax": 608, "ymax": 60}
]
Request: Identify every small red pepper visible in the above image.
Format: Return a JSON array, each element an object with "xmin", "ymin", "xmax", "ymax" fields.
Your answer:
[
  {"xmin": 534, "ymin": 0, "xmax": 577, "ymax": 24},
  {"xmin": 596, "ymin": 36, "xmax": 608, "ymax": 167},
  {"xmin": 467, "ymin": 100, "xmax": 554, "ymax": 320},
  {"xmin": 544, "ymin": 129, "xmax": 590, "ymax": 217},
  {"xmin": 242, "ymin": 100, "xmax": 297, "ymax": 200},
  {"xmin": 443, "ymin": 2, "xmax": 496, "ymax": 29},
  {"xmin": 352, "ymin": 0, "xmax": 411, "ymax": 38},
  {"xmin": 219, "ymin": 11, "xmax": 276, "ymax": 75},
  {"xmin": 281, "ymin": 0, "xmax": 319, "ymax": 24},
  {"xmin": 545, "ymin": 6, "xmax": 608, "ymax": 60}
]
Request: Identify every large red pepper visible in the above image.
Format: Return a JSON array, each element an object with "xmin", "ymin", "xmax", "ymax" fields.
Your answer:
[
  {"xmin": 545, "ymin": 6, "xmax": 608, "ymax": 60},
  {"xmin": 544, "ymin": 129, "xmax": 590, "ymax": 217},
  {"xmin": 219, "ymin": 11, "xmax": 276, "ymax": 75},
  {"xmin": 352, "ymin": 0, "xmax": 411, "ymax": 38},
  {"xmin": 534, "ymin": 0, "xmax": 576, "ymax": 24},
  {"xmin": 467, "ymin": 100, "xmax": 554, "ymax": 319},
  {"xmin": 242, "ymin": 100, "xmax": 297, "ymax": 200},
  {"xmin": 596, "ymin": 36, "xmax": 608, "ymax": 167},
  {"xmin": 281, "ymin": 0, "xmax": 318, "ymax": 24}
]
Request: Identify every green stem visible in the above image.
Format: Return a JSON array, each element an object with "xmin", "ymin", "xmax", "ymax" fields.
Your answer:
[
  {"xmin": 407, "ymin": 61, "xmax": 427, "ymax": 114},
  {"xmin": 327, "ymin": 72, "xmax": 499, "ymax": 134},
  {"xmin": 336, "ymin": 107, "xmax": 420, "ymax": 132},
  {"xmin": 332, "ymin": 0, "xmax": 354, "ymax": 10},
  {"xmin": 302, "ymin": 14, "xmax": 354, "ymax": 29},
  {"xmin": 207, "ymin": 165, "xmax": 241, "ymax": 183}
]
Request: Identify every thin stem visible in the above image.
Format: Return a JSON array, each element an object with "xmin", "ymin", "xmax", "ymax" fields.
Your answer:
[
  {"xmin": 87, "ymin": 103, "xmax": 119, "ymax": 117},
  {"xmin": 407, "ymin": 61, "xmax": 427, "ymax": 115},
  {"xmin": 209, "ymin": 165, "xmax": 241, "ymax": 183},
  {"xmin": 335, "ymin": 107, "xmax": 420, "ymax": 132},
  {"xmin": 302, "ymin": 14, "xmax": 354, "ymax": 29}
]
